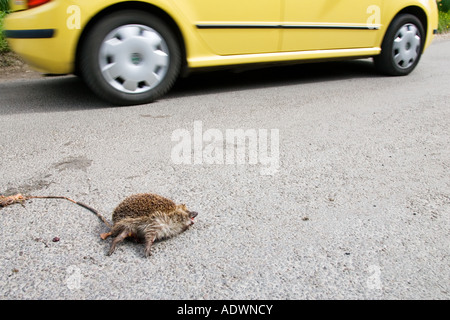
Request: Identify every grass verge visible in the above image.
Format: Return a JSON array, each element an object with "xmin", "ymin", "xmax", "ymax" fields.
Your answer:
[
  {"xmin": 438, "ymin": 10, "xmax": 450, "ymax": 33},
  {"xmin": 0, "ymin": 10, "xmax": 10, "ymax": 54},
  {"xmin": 0, "ymin": 10, "xmax": 26, "ymax": 69}
]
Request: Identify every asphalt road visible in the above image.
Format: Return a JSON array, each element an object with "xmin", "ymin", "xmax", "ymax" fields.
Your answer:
[{"xmin": 0, "ymin": 37, "xmax": 449, "ymax": 300}]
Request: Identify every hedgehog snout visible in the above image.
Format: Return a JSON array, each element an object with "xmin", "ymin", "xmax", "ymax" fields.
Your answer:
[{"xmin": 189, "ymin": 211, "xmax": 198, "ymax": 219}]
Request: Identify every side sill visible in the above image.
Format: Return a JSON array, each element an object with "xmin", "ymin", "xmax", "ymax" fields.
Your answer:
[{"xmin": 187, "ymin": 47, "xmax": 382, "ymax": 69}]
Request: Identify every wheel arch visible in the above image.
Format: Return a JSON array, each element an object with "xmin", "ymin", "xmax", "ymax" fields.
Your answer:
[
  {"xmin": 385, "ymin": 6, "xmax": 428, "ymax": 43},
  {"xmin": 75, "ymin": 1, "xmax": 187, "ymax": 76}
]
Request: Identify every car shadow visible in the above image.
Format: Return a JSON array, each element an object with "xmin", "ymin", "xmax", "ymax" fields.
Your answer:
[
  {"xmin": 168, "ymin": 58, "xmax": 381, "ymax": 99},
  {"xmin": 0, "ymin": 75, "xmax": 110, "ymax": 115},
  {"xmin": 0, "ymin": 59, "xmax": 381, "ymax": 115}
]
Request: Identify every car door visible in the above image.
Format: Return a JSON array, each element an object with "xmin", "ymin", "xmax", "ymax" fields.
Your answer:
[
  {"xmin": 175, "ymin": 0, "xmax": 282, "ymax": 55},
  {"xmin": 281, "ymin": 0, "xmax": 384, "ymax": 52}
]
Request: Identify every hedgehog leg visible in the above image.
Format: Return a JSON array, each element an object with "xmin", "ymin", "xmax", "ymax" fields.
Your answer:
[
  {"xmin": 100, "ymin": 232, "xmax": 112, "ymax": 240},
  {"xmin": 107, "ymin": 229, "xmax": 129, "ymax": 256},
  {"xmin": 144, "ymin": 232, "xmax": 157, "ymax": 257}
]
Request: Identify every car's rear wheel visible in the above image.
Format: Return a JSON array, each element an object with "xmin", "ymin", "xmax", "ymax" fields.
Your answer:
[
  {"xmin": 80, "ymin": 10, "xmax": 181, "ymax": 105},
  {"xmin": 374, "ymin": 14, "xmax": 425, "ymax": 76}
]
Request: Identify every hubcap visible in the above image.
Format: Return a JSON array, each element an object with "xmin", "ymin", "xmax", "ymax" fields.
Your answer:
[
  {"xmin": 99, "ymin": 24, "xmax": 170, "ymax": 94},
  {"xmin": 392, "ymin": 23, "xmax": 421, "ymax": 69}
]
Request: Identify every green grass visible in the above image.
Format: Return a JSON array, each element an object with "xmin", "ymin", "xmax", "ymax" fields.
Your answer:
[
  {"xmin": 0, "ymin": 10, "xmax": 10, "ymax": 54},
  {"xmin": 437, "ymin": 0, "xmax": 450, "ymax": 12},
  {"xmin": 438, "ymin": 10, "xmax": 450, "ymax": 33},
  {"xmin": 0, "ymin": 0, "xmax": 9, "ymax": 12}
]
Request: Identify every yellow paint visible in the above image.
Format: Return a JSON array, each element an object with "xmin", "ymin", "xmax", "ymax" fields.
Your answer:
[
  {"xmin": 4, "ymin": 0, "xmax": 439, "ymax": 75},
  {"xmin": 8, "ymin": 0, "xmax": 28, "ymax": 12},
  {"xmin": 281, "ymin": 0, "xmax": 384, "ymax": 51},
  {"xmin": 175, "ymin": 0, "xmax": 281, "ymax": 55}
]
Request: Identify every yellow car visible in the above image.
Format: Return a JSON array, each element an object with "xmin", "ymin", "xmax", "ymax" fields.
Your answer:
[{"xmin": 4, "ymin": 0, "xmax": 439, "ymax": 105}]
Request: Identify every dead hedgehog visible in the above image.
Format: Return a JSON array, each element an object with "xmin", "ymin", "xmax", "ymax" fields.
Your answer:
[
  {"xmin": 101, "ymin": 193, "xmax": 198, "ymax": 257},
  {"xmin": 1, "ymin": 192, "xmax": 198, "ymax": 257}
]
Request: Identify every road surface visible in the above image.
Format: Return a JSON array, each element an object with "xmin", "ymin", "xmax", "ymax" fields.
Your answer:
[{"xmin": 0, "ymin": 37, "xmax": 449, "ymax": 300}]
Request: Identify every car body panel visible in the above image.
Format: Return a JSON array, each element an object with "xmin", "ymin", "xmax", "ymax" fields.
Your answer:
[
  {"xmin": 4, "ymin": 0, "xmax": 439, "ymax": 74},
  {"xmin": 281, "ymin": 0, "xmax": 384, "ymax": 51},
  {"xmin": 4, "ymin": 1, "xmax": 74, "ymax": 73},
  {"xmin": 175, "ymin": 0, "xmax": 281, "ymax": 55}
]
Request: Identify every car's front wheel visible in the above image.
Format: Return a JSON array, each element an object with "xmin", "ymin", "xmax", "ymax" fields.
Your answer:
[
  {"xmin": 374, "ymin": 14, "xmax": 425, "ymax": 76},
  {"xmin": 80, "ymin": 10, "xmax": 181, "ymax": 105}
]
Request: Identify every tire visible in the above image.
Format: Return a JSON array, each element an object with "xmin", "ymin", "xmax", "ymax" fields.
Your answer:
[
  {"xmin": 374, "ymin": 14, "xmax": 425, "ymax": 76},
  {"xmin": 79, "ymin": 10, "xmax": 181, "ymax": 105}
]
